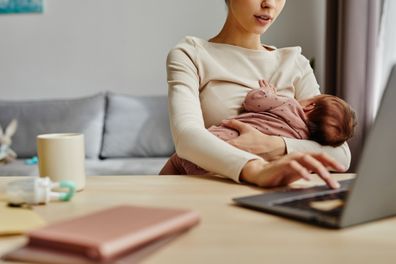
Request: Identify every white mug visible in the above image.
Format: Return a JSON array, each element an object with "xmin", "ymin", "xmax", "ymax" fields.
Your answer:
[{"xmin": 37, "ymin": 133, "xmax": 85, "ymax": 191}]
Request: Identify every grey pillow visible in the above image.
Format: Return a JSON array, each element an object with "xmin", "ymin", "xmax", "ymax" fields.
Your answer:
[
  {"xmin": 101, "ymin": 93, "xmax": 174, "ymax": 158},
  {"xmin": 0, "ymin": 94, "xmax": 105, "ymax": 159}
]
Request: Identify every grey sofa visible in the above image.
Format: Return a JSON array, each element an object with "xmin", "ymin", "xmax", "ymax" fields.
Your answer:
[{"xmin": 0, "ymin": 93, "xmax": 174, "ymax": 176}]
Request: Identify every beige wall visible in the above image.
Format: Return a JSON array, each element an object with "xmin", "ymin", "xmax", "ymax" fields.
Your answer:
[{"xmin": 0, "ymin": 0, "xmax": 326, "ymax": 100}]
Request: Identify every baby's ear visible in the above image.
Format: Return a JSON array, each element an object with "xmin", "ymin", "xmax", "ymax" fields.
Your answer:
[{"xmin": 5, "ymin": 119, "xmax": 17, "ymax": 137}]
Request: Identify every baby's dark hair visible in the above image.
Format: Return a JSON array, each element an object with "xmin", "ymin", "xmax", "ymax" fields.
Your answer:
[{"xmin": 306, "ymin": 95, "xmax": 357, "ymax": 147}]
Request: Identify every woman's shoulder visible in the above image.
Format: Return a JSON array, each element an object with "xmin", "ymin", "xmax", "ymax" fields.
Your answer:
[
  {"xmin": 167, "ymin": 36, "xmax": 211, "ymax": 68},
  {"xmin": 170, "ymin": 36, "xmax": 206, "ymax": 52},
  {"xmin": 272, "ymin": 45, "xmax": 303, "ymax": 56},
  {"xmin": 167, "ymin": 36, "xmax": 205, "ymax": 62},
  {"xmin": 263, "ymin": 45, "xmax": 309, "ymax": 65},
  {"xmin": 273, "ymin": 46, "xmax": 312, "ymax": 71}
]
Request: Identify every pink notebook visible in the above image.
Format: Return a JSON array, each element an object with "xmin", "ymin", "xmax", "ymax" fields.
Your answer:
[{"xmin": 3, "ymin": 205, "xmax": 200, "ymax": 263}]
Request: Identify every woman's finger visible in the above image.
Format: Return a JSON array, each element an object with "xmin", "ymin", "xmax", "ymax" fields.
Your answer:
[
  {"xmin": 288, "ymin": 160, "xmax": 312, "ymax": 181},
  {"xmin": 221, "ymin": 119, "xmax": 251, "ymax": 133},
  {"xmin": 297, "ymin": 154, "xmax": 340, "ymax": 189},
  {"xmin": 310, "ymin": 152, "xmax": 346, "ymax": 172},
  {"xmin": 254, "ymin": 160, "xmax": 299, "ymax": 187}
]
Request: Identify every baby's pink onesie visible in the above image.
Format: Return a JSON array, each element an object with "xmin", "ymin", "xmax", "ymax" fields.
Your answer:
[{"xmin": 169, "ymin": 86, "xmax": 310, "ymax": 175}]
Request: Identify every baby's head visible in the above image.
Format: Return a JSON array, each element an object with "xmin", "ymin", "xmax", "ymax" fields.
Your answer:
[{"xmin": 299, "ymin": 95, "xmax": 357, "ymax": 147}]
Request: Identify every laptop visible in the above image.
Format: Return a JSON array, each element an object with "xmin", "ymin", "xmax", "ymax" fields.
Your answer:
[{"xmin": 233, "ymin": 65, "xmax": 396, "ymax": 228}]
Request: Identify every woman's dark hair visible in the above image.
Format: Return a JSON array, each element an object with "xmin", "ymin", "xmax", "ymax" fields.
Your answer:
[{"xmin": 306, "ymin": 95, "xmax": 357, "ymax": 147}]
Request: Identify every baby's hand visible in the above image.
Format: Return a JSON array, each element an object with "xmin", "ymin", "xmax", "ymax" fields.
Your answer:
[{"xmin": 259, "ymin": 80, "xmax": 276, "ymax": 94}]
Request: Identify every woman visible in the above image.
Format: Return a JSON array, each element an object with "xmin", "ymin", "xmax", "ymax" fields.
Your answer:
[{"xmin": 164, "ymin": 0, "xmax": 349, "ymax": 188}]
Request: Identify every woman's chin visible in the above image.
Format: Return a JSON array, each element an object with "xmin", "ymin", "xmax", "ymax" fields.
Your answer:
[
  {"xmin": 253, "ymin": 28, "xmax": 270, "ymax": 35},
  {"xmin": 250, "ymin": 25, "xmax": 271, "ymax": 35}
]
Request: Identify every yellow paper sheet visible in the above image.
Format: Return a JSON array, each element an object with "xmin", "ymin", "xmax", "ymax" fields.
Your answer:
[{"xmin": 0, "ymin": 202, "xmax": 45, "ymax": 236}]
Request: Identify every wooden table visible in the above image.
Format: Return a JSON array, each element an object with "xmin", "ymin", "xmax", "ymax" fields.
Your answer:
[{"xmin": 0, "ymin": 174, "xmax": 395, "ymax": 264}]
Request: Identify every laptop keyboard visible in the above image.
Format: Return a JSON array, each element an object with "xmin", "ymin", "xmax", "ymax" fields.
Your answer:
[{"xmin": 275, "ymin": 190, "xmax": 349, "ymax": 217}]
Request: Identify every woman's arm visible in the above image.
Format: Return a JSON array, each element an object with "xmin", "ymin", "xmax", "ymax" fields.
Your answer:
[
  {"xmin": 223, "ymin": 118, "xmax": 351, "ymax": 170},
  {"xmin": 167, "ymin": 41, "xmax": 262, "ymax": 182},
  {"xmin": 240, "ymin": 152, "xmax": 346, "ymax": 189},
  {"xmin": 283, "ymin": 138, "xmax": 351, "ymax": 170},
  {"xmin": 219, "ymin": 118, "xmax": 346, "ymax": 188}
]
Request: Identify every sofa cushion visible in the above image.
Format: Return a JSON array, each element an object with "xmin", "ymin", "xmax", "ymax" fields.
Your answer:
[
  {"xmin": 0, "ymin": 160, "xmax": 39, "ymax": 176},
  {"xmin": 0, "ymin": 158, "xmax": 168, "ymax": 176},
  {"xmin": 101, "ymin": 93, "xmax": 174, "ymax": 158},
  {"xmin": 85, "ymin": 158, "xmax": 169, "ymax": 175},
  {"xmin": 0, "ymin": 94, "xmax": 105, "ymax": 159}
]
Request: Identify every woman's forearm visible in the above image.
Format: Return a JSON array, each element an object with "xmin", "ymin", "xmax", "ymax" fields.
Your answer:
[
  {"xmin": 240, "ymin": 152, "xmax": 344, "ymax": 189},
  {"xmin": 283, "ymin": 138, "xmax": 352, "ymax": 170},
  {"xmin": 257, "ymin": 135, "xmax": 287, "ymax": 161}
]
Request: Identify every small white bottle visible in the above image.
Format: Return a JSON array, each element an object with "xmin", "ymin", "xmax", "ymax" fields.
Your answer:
[{"xmin": 6, "ymin": 177, "xmax": 76, "ymax": 205}]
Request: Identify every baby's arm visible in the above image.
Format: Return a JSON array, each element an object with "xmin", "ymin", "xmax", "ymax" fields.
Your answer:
[{"xmin": 243, "ymin": 80, "xmax": 288, "ymax": 112}]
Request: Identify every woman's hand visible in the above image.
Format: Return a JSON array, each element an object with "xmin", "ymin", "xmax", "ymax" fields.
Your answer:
[
  {"xmin": 222, "ymin": 119, "xmax": 286, "ymax": 161},
  {"xmin": 241, "ymin": 152, "xmax": 346, "ymax": 189}
]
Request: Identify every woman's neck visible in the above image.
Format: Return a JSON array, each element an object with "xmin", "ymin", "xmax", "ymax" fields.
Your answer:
[{"xmin": 209, "ymin": 16, "xmax": 264, "ymax": 51}]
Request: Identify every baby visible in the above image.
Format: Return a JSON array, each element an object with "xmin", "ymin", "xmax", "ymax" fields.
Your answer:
[{"xmin": 160, "ymin": 80, "xmax": 357, "ymax": 175}]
